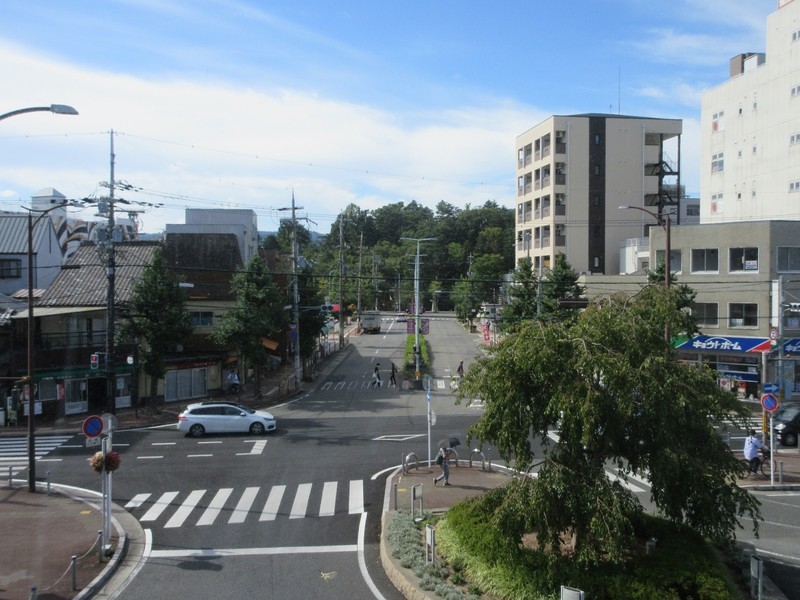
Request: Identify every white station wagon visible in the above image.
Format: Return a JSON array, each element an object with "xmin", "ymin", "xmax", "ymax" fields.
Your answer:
[{"xmin": 177, "ymin": 402, "xmax": 277, "ymax": 437}]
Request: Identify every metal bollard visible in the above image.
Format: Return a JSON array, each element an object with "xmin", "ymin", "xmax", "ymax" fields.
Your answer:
[
  {"xmin": 7, "ymin": 465, "xmax": 11, "ymax": 488},
  {"xmin": 98, "ymin": 530, "xmax": 104, "ymax": 561},
  {"xmin": 71, "ymin": 555, "xmax": 77, "ymax": 590},
  {"xmin": 46, "ymin": 471, "xmax": 51, "ymax": 496},
  {"xmin": 393, "ymin": 482, "xmax": 398, "ymax": 510}
]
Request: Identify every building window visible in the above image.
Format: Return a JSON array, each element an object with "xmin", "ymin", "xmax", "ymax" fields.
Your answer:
[
  {"xmin": 790, "ymin": 180, "xmax": 800, "ymax": 193},
  {"xmin": 712, "ymin": 111, "xmax": 725, "ymax": 132},
  {"xmin": 711, "ymin": 193, "xmax": 723, "ymax": 214},
  {"xmin": 190, "ymin": 311, "xmax": 214, "ymax": 326},
  {"xmin": 686, "ymin": 205, "xmax": 700, "ymax": 217},
  {"xmin": 693, "ymin": 303, "xmax": 719, "ymax": 327},
  {"xmin": 655, "ymin": 249, "xmax": 682, "ymax": 273},
  {"xmin": 793, "ymin": 30, "xmax": 800, "ymax": 42},
  {"xmin": 778, "ymin": 247, "xmax": 800, "ymax": 272},
  {"xmin": 0, "ymin": 259, "xmax": 22, "ymax": 278},
  {"xmin": 594, "ymin": 133, "xmax": 601, "ymax": 145},
  {"xmin": 691, "ymin": 248, "xmax": 719, "ymax": 273},
  {"xmin": 791, "ymin": 133, "xmax": 800, "ymax": 145},
  {"xmin": 792, "ymin": 85, "xmax": 800, "ymax": 97},
  {"xmin": 729, "ymin": 247, "xmax": 758, "ymax": 272},
  {"xmin": 728, "ymin": 303, "xmax": 758, "ymax": 328},
  {"xmin": 593, "ymin": 164, "xmax": 601, "ymax": 176},
  {"xmin": 711, "ymin": 153, "xmax": 724, "ymax": 173}
]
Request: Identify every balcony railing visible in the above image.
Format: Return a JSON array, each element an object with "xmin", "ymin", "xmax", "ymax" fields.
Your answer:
[
  {"xmin": 555, "ymin": 235, "xmax": 566, "ymax": 247},
  {"xmin": 555, "ymin": 204, "xmax": 566, "ymax": 216}
]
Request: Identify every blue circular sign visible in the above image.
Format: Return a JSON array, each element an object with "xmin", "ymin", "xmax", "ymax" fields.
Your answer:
[
  {"xmin": 761, "ymin": 393, "xmax": 779, "ymax": 413},
  {"xmin": 82, "ymin": 415, "xmax": 104, "ymax": 437}
]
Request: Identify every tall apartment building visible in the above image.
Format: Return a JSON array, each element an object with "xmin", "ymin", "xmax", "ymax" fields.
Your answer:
[
  {"xmin": 700, "ymin": 0, "xmax": 800, "ymax": 223},
  {"xmin": 515, "ymin": 114, "xmax": 681, "ymax": 276}
]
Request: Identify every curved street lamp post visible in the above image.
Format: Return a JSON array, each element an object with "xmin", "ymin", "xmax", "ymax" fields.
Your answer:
[{"xmin": 2, "ymin": 103, "xmax": 78, "ymax": 492}]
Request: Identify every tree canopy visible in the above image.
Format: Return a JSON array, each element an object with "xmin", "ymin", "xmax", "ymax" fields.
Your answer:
[{"xmin": 458, "ymin": 284, "xmax": 760, "ymax": 566}]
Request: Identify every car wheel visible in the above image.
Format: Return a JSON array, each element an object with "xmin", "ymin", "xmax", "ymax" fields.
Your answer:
[
  {"xmin": 250, "ymin": 422, "xmax": 266, "ymax": 435},
  {"xmin": 783, "ymin": 432, "xmax": 798, "ymax": 447},
  {"xmin": 188, "ymin": 423, "xmax": 205, "ymax": 438}
]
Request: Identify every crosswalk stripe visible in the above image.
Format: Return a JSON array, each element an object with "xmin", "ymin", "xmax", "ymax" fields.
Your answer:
[
  {"xmin": 140, "ymin": 491, "xmax": 180, "ymax": 522},
  {"xmin": 229, "ymin": 487, "xmax": 259, "ymax": 524},
  {"xmin": 165, "ymin": 489, "xmax": 206, "ymax": 528},
  {"xmin": 290, "ymin": 483, "xmax": 311, "ymax": 519},
  {"xmin": 260, "ymin": 485, "xmax": 285, "ymax": 521},
  {"xmin": 349, "ymin": 480, "xmax": 364, "ymax": 514},
  {"xmin": 125, "ymin": 493, "xmax": 151, "ymax": 509},
  {"xmin": 319, "ymin": 481, "xmax": 337, "ymax": 517},
  {"xmin": 196, "ymin": 488, "xmax": 233, "ymax": 526}
]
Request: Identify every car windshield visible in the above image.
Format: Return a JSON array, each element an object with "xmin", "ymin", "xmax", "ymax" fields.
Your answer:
[{"xmin": 776, "ymin": 405, "xmax": 800, "ymax": 421}]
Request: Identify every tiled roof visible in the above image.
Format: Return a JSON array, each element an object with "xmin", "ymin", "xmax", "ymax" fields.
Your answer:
[{"xmin": 39, "ymin": 241, "xmax": 160, "ymax": 307}]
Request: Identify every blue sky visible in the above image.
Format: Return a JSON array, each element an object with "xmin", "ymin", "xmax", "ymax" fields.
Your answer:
[{"xmin": 0, "ymin": 0, "xmax": 775, "ymax": 234}]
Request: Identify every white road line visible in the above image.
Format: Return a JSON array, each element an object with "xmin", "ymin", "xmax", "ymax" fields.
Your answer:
[
  {"xmin": 136, "ymin": 456, "xmax": 163, "ymax": 460},
  {"xmin": 319, "ymin": 481, "xmax": 337, "ymax": 517},
  {"xmin": 165, "ymin": 489, "xmax": 206, "ymax": 528},
  {"xmin": 140, "ymin": 491, "xmax": 179, "ymax": 522},
  {"xmin": 152, "ymin": 442, "xmax": 176, "ymax": 446},
  {"xmin": 187, "ymin": 454, "xmax": 213, "ymax": 458},
  {"xmin": 149, "ymin": 545, "xmax": 358, "ymax": 559},
  {"xmin": 229, "ymin": 487, "xmax": 259, "ymax": 524},
  {"xmin": 349, "ymin": 480, "xmax": 364, "ymax": 514},
  {"xmin": 196, "ymin": 488, "xmax": 233, "ymax": 526},
  {"xmin": 334, "ymin": 382, "xmax": 345, "ymax": 391},
  {"xmin": 260, "ymin": 485, "xmax": 285, "ymax": 521},
  {"xmin": 606, "ymin": 472, "xmax": 646, "ymax": 493},
  {"xmin": 125, "ymin": 493, "xmax": 151, "ymax": 509},
  {"xmin": 290, "ymin": 483, "xmax": 312, "ymax": 519},
  {"xmin": 436, "ymin": 379, "xmax": 445, "ymax": 389},
  {"xmin": 198, "ymin": 441, "xmax": 222, "ymax": 445},
  {"xmin": 321, "ymin": 382, "xmax": 332, "ymax": 391},
  {"xmin": 237, "ymin": 440, "xmax": 267, "ymax": 456}
]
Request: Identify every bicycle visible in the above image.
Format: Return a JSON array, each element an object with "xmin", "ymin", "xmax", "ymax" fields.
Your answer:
[{"xmin": 739, "ymin": 448, "xmax": 776, "ymax": 478}]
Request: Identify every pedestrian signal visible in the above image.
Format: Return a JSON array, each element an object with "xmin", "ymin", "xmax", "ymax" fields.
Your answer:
[{"xmin": 90, "ymin": 353, "xmax": 99, "ymax": 370}]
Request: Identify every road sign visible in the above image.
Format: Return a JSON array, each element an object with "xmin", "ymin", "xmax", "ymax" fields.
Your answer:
[
  {"xmin": 85, "ymin": 436, "xmax": 102, "ymax": 447},
  {"xmin": 762, "ymin": 382, "xmax": 779, "ymax": 394},
  {"xmin": 761, "ymin": 393, "xmax": 779, "ymax": 413},
  {"xmin": 82, "ymin": 415, "xmax": 104, "ymax": 438}
]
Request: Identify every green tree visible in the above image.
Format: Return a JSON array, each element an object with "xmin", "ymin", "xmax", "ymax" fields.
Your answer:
[
  {"xmin": 540, "ymin": 252, "xmax": 585, "ymax": 319},
  {"xmin": 118, "ymin": 248, "xmax": 193, "ymax": 409},
  {"xmin": 501, "ymin": 257, "xmax": 538, "ymax": 327},
  {"xmin": 451, "ymin": 277, "xmax": 481, "ymax": 323},
  {"xmin": 211, "ymin": 256, "xmax": 288, "ymax": 392},
  {"xmin": 458, "ymin": 285, "xmax": 760, "ymax": 567}
]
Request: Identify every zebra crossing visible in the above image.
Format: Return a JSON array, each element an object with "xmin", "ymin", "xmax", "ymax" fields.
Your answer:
[
  {"xmin": 319, "ymin": 378, "xmax": 467, "ymax": 393},
  {"xmin": 124, "ymin": 480, "xmax": 365, "ymax": 528},
  {"xmin": 0, "ymin": 435, "xmax": 73, "ymax": 477}
]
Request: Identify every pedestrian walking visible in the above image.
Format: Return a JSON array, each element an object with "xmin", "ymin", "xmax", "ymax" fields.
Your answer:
[
  {"xmin": 456, "ymin": 360, "xmax": 464, "ymax": 378},
  {"xmin": 389, "ymin": 362, "xmax": 397, "ymax": 387},
  {"xmin": 372, "ymin": 364, "xmax": 382, "ymax": 388},
  {"xmin": 433, "ymin": 447, "xmax": 452, "ymax": 486}
]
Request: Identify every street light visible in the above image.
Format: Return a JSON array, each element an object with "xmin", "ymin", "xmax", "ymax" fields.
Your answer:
[
  {"xmin": 0, "ymin": 104, "xmax": 79, "ymax": 122},
  {"xmin": 2, "ymin": 103, "xmax": 78, "ymax": 493},
  {"xmin": 618, "ymin": 205, "xmax": 672, "ymax": 289}
]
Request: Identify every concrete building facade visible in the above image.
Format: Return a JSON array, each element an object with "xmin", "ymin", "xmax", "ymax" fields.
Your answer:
[
  {"xmin": 515, "ymin": 114, "xmax": 681, "ymax": 276},
  {"xmin": 700, "ymin": 0, "xmax": 800, "ymax": 223}
]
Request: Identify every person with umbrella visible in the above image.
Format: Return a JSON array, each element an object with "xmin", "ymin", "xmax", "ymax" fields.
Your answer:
[{"xmin": 434, "ymin": 437, "xmax": 460, "ymax": 486}]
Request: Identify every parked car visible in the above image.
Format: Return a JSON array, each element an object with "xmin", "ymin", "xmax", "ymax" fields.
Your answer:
[
  {"xmin": 177, "ymin": 402, "xmax": 277, "ymax": 437},
  {"xmin": 396, "ymin": 313, "xmax": 406, "ymax": 322},
  {"xmin": 772, "ymin": 403, "xmax": 800, "ymax": 446}
]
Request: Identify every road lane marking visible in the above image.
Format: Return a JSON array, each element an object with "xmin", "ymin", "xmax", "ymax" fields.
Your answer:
[
  {"xmin": 165, "ymin": 489, "xmax": 206, "ymax": 528},
  {"xmin": 125, "ymin": 493, "xmax": 151, "ymax": 509},
  {"xmin": 187, "ymin": 454, "xmax": 213, "ymax": 458},
  {"xmin": 149, "ymin": 545, "xmax": 358, "ymax": 559},
  {"xmin": 196, "ymin": 488, "xmax": 233, "ymax": 526},
  {"xmin": 230, "ymin": 487, "xmax": 259, "ymax": 524},
  {"xmin": 349, "ymin": 480, "xmax": 364, "ymax": 514},
  {"xmin": 236, "ymin": 440, "xmax": 267, "ymax": 456},
  {"xmin": 319, "ymin": 481, "xmax": 337, "ymax": 517},
  {"xmin": 140, "ymin": 491, "xmax": 179, "ymax": 521},
  {"xmin": 290, "ymin": 483, "xmax": 312, "ymax": 519},
  {"xmin": 260, "ymin": 485, "xmax": 285, "ymax": 521},
  {"xmin": 136, "ymin": 456, "xmax": 163, "ymax": 460}
]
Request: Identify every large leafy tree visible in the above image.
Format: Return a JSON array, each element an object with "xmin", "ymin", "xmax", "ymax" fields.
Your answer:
[
  {"xmin": 118, "ymin": 248, "xmax": 193, "ymax": 409},
  {"xmin": 458, "ymin": 284, "xmax": 760, "ymax": 566},
  {"xmin": 211, "ymin": 256, "xmax": 287, "ymax": 392}
]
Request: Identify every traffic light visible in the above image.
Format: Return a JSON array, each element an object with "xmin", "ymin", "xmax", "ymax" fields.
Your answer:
[{"xmin": 90, "ymin": 353, "xmax": 99, "ymax": 370}]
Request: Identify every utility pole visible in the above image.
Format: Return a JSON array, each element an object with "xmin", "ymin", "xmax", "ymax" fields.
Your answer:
[
  {"xmin": 278, "ymin": 193, "xmax": 302, "ymax": 385},
  {"xmin": 401, "ymin": 237, "xmax": 436, "ymax": 380},
  {"xmin": 105, "ymin": 130, "xmax": 117, "ymax": 415},
  {"xmin": 356, "ymin": 232, "xmax": 363, "ymax": 315},
  {"xmin": 338, "ymin": 218, "xmax": 345, "ymax": 349}
]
